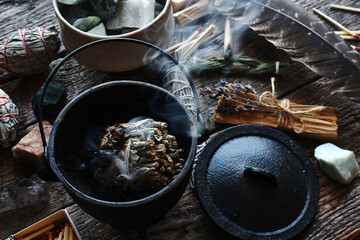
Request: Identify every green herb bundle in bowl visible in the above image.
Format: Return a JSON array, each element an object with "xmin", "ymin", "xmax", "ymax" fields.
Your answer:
[{"xmin": 52, "ymin": 0, "xmax": 175, "ymax": 72}]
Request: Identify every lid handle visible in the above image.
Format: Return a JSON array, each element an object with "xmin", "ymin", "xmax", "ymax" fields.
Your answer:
[{"xmin": 243, "ymin": 167, "xmax": 277, "ymax": 186}]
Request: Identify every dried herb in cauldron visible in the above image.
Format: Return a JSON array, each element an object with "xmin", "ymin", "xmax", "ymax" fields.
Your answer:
[{"xmin": 94, "ymin": 118, "xmax": 185, "ymax": 193}]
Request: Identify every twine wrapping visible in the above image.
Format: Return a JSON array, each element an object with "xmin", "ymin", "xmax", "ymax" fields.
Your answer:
[{"xmin": 259, "ymin": 78, "xmax": 326, "ymax": 134}]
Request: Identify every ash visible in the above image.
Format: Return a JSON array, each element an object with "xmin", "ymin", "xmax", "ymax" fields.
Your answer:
[{"xmin": 92, "ymin": 118, "xmax": 185, "ymax": 195}]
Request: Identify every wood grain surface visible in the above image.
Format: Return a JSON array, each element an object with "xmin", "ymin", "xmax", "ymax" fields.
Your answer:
[{"xmin": 1, "ymin": 0, "xmax": 360, "ymax": 239}]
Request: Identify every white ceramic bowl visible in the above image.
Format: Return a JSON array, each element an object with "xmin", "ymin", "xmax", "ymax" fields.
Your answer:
[{"xmin": 52, "ymin": 0, "xmax": 175, "ymax": 72}]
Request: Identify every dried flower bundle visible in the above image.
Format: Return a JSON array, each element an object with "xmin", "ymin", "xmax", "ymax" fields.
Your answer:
[
  {"xmin": 201, "ymin": 79, "xmax": 338, "ymax": 140},
  {"xmin": 0, "ymin": 26, "xmax": 60, "ymax": 76},
  {"xmin": 95, "ymin": 118, "xmax": 185, "ymax": 194}
]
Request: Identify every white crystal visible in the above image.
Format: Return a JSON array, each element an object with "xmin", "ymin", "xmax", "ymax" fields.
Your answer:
[
  {"xmin": 106, "ymin": 0, "xmax": 155, "ymax": 30},
  {"xmin": 88, "ymin": 23, "xmax": 107, "ymax": 36},
  {"xmin": 314, "ymin": 143, "xmax": 359, "ymax": 184}
]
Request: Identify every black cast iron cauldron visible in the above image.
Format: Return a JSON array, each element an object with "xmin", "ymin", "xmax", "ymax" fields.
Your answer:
[{"xmin": 37, "ymin": 39, "xmax": 203, "ymax": 229}]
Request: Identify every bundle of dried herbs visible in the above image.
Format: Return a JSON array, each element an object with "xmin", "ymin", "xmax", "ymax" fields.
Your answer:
[
  {"xmin": 0, "ymin": 89, "xmax": 18, "ymax": 148},
  {"xmin": 0, "ymin": 26, "xmax": 60, "ymax": 76},
  {"xmin": 94, "ymin": 118, "xmax": 185, "ymax": 195},
  {"xmin": 192, "ymin": 57, "xmax": 290, "ymax": 75},
  {"xmin": 201, "ymin": 79, "xmax": 338, "ymax": 140}
]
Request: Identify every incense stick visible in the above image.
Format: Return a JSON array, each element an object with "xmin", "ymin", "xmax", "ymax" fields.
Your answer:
[
  {"xmin": 335, "ymin": 30, "xmax": 360, "ymax": 35},
  {"xmin": 351, "ymin": 45, "xmax": 360, "ymax": 52},
  {"xmin": 313, "ymin": 8, "xmax": 359, "ymax": 38},
  {"xmin": 330, "ymin": 4, "xmax": 360, "ymax": 13},
  {"xmin": 224, "ymin": 17, "xmax": 233, "ymax": 61},
  {"xmin": 64, "ymin": 223, "xmax": 69, "ymax": 240},
  {"xmin": 183, "ymin": 24, "xmax": 215, "ymax": 60},
  {"xmin": 166, "ymin": 27, "xmax": 202, "ymax": 52},
  {"xmin": 22, "ymin": 224, "xmax": 55, "ymax": 240},
  {"xmin": 57, "ymin": 229, "xmax": 63, "ymax": 240},
  {"xmin": 339, "ymin": 35, "xmax": 360, "ymax": 40}
]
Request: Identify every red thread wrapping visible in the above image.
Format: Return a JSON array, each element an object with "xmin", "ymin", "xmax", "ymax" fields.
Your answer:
[
  {"xmin": 0, "ymin": 96, "xmax": 18, "ymax": 121},
  {"xmin": 2, "ymin": 27, "xmax": 53, "ymax": 75},
  {"xmin": 21, "ymin": 28, "xmax": 50, "ymax": 65},
  {"xmin": 40, "ymin": 27, "xmax": 51, "ymax": 60},
  {"xmin": 20, "ymin": 28, "xmax": 35, "ymax": 74}
]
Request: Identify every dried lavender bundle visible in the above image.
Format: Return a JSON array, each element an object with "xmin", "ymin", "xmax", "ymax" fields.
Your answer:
[
  {"xmin": 95, "ymin": 118, "xmax": 185, "ymax": 193},
  {"xmin": 201, "ymin": 79, "xmax": 338, "ymax": 140},
  {"xmin": 0, "ymin": 26, "xmax": 61, "ymax": 76}
]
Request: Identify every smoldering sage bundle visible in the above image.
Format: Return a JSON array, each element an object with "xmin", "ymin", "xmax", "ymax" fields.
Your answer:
[
  {"xmin": 94, "ymin": 118, "xmax": 185, "ymax": 196},
  {"xmin": 0, "ymin": 88, "xmax": 19, "ymax": 148},
  {"xmin": 0, "ymin": 26, "xmax": 61, "ymax": 76}
]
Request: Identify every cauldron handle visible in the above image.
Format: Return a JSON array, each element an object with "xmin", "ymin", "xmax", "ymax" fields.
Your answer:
[{"xmin": 37, "ymin": 38, "xmax": 208, "ymax": 181}]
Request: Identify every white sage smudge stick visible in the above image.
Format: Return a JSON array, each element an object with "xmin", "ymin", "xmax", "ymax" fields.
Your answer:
[
  {"xmin": 163, "ymin": 26, "xmax": 215, "ymax": 122},
  {"xmin": 330, "ymin": 4, "xmax": 360, "ymax": 13},
  {"xmin": 0, "ymin": 88, "xmax": 19, "ymax": 148},
  {"xmin": 0, "ymin": 26, "xmax": 61, "ymax": 76},
  {"xmin": 162, "ymin": 52, "xmax": 198, "ymax": 122},
  {"xmin": 313, "ymin": 8, "xmax": 360, "ymax": 39}
]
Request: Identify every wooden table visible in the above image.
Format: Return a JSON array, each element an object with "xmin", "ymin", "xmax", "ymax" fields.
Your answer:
[{"xmin": 1, "ymin": 0, "xmax": 360, "ymax": 239}]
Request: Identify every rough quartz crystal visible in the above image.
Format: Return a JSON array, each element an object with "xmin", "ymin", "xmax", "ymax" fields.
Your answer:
[
  {"xmin": 314, "ymin": 143, "xmax": 359, "ymax": 184},
  {"xmin": 0, "ymin": 174, "xmax": 49, "ymax": 213},
  {"xmin": 106, "ymin": 0, "xmax": 155, "ymax": 30}
]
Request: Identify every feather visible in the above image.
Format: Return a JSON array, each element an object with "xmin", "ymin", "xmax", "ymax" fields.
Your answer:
[{"xmin": 213, "ymin": 0, "xmax": 360, "ymax": 102}]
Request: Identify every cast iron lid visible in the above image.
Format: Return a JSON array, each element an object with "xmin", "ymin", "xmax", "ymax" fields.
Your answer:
[{"xmin": 195, "ymin": 124, "xmax": 319, "ymax": 240}]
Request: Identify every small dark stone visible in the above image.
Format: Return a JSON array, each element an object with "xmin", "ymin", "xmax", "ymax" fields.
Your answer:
[{"xmin": 32, "ymin": 81, "xmax": 66, "ymax": 119}]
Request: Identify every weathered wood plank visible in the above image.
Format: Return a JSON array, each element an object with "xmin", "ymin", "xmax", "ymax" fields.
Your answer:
[
  {"xmin": 1, "ymin": 0, "xmax": 360, "ymax": 239},
  {"xmin": 0, "ymin": 143, "xmax": 74, "ymax": 238}
]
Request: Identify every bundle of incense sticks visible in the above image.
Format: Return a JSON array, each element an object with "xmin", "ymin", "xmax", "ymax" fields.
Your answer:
[
  {"xmin": 19, "ymin": 222, "xmax": 77, "ymax": 240},
  {"xmin": 201, "ymin": 78, "xmax": 338, "ymax": 140},
  {"xmin": 166, "ymin": 24, "xmax": 216, "ymax": 60},
  {"xmin": 313, "ymin": 8, "xmax": 359, "ymax": 39}
]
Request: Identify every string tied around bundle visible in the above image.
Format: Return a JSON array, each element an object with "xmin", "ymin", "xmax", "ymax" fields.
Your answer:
[{"xmin": 259, "ymin": 77, "xmax": 326, "ymax": 134}]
